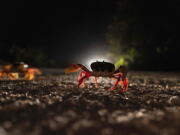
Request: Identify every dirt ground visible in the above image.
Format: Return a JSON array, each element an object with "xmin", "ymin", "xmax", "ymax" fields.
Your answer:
[{"xmin": 0, "ymin": 71, "xmax": 180, "ymax": 135}]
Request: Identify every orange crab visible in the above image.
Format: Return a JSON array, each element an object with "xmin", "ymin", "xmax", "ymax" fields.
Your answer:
[
  {"xmin": 0, "ymin": 62, "xmax": 41, "ymax": 80},
  {"xmin": 64, "ymin": 61, "xmax": 128, "ymax": 92}
]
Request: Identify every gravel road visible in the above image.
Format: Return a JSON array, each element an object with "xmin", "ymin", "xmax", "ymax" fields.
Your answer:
[{"xmin": 0, "ymin": 71, "xmax": 180, "ymax": 135}]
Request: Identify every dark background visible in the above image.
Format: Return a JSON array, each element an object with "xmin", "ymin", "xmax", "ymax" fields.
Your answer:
[{"xmin": 0, "ymin": 0, "xmax": 179, "ymax": 70}]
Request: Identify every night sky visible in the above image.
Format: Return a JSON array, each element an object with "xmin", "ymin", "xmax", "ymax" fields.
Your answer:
[
  {"xmin": 0, "ymin": 0, "xmax": 117, "ymax": 64},
  {"xmin": 1, "ymin": 0, "xmax": 179, "ymax": 70}
]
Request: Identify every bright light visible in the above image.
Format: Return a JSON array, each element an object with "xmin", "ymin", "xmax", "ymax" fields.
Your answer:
[
  {"xmin": 85, "ymin": 56, "xmax": 113, "ymax": 69},
  {"xmin": 78, "ymin": 43, "xmax": 113, "ymax": 69}
]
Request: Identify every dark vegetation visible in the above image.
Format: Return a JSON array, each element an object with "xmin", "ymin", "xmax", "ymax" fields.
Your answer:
[
  {"xmin": 106, "ymin": 0, "xmax": 180, "ymax": 70},
  {"xmin": 1, "ymin": 0, "xmax": 179, "ymax": 71},
  {"xmin": 0, "ymin": 71, "xmax": 180, "ymax": 135},
  {"xmin": 0, "ymin": 44, "xmax": 56, "ymax": 67}
]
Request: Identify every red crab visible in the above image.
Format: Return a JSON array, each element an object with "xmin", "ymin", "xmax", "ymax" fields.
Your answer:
[
  {"xmin": 0, "ymin": 62, "xmax": 41, "ymax": 80},
  {"xmin": 64, "ymin": 61, "xmax": 128, "ymax": 92}
]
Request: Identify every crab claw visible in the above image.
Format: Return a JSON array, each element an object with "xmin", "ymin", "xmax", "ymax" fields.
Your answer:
[
  {"xmin": 0, "ymin": 71, "xmax": 3, "ymax": 78},
  {"xmin": 24, "ymin": 68, "xmax": 41, "ymax": 80},
  {"xmin": 8, "ymin": 73, "xmax": 19, "ymax": 80},
  {"xmin": 64, "ymin": 64, "xmax": 81, "ymax": 74}
]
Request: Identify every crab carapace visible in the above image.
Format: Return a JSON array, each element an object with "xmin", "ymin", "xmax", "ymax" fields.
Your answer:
[{"xmin": 64, "ymin": 61, "xmax": 128, "ymax": 92}]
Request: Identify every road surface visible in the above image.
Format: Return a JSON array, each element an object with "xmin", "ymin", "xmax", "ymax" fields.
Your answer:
[{"xmin": 0, "ymin": 70, "xmax": 180, "ymax": 135}]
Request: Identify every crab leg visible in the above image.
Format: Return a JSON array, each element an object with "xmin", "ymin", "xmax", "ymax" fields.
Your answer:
[
  {"xmin": 110, "ymin": 76, "xmax": 121, "ymax": 91},
  {"xmin": 110, "ymin": 74, "xmax": 128, "ymax": 92},
  {"xmin": 8, "ymin": 73, "xmax": 19, "ymax": 80},
  {"xmin": 120, "ymin": 78, "xmax": 128, "ymax": 92},
  {"xmin": 94, "ymin": 77, "xmax": 99, "ymax": 88},
  {"xmin": 77, "ymin": 71, "xmax": 85, "ymax": 85},
  {"xmin": 77, "ymin": 71, "xmax": 86, "ymax": 80},
  {"xmin": 78, "ymin": 71, "xmax": 91, "ymax": 88}
]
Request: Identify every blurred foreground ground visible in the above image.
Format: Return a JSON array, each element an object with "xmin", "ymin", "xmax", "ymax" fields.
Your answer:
[{"xmin": 0, "ymin": 70, "xmax": 180, "ymax": 135}]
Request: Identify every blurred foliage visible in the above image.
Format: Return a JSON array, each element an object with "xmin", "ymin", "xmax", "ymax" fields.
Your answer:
[
  {"xmin": 106, "ymin": 0, "xmax": 180, "ymax": 70},
  {"xmin": 1, "ymin": 44, "xmax": 56, "ymax": 67}
]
